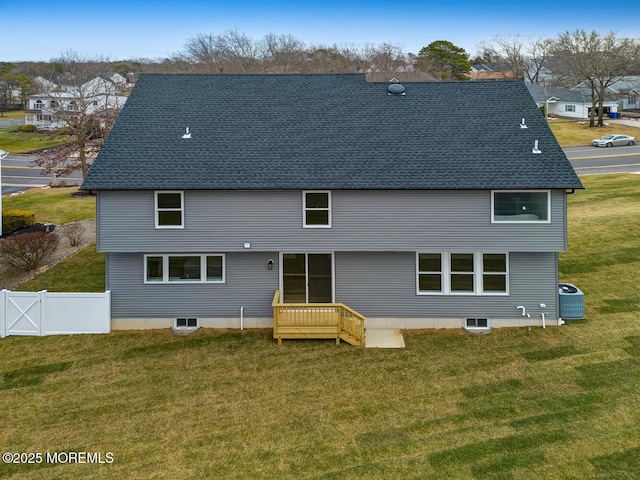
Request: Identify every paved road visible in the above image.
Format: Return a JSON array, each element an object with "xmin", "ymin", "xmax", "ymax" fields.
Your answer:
[
  {"xmin": 564, "ymin": 144, "xmax": 640, "ymax": 176},
  {"xmin": 1, "ymin": 153, "xmax": 83, "ymax": 195}
]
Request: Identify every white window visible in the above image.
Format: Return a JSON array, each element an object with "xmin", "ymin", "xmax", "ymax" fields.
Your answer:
[
  {"xmin": 144, "ymin": 254, "xmax": 225, "ymax": 284},
  {"xmin": 482, "ymin": 254, "xmax": 508, "ymax": 294},
  {"xmin": 303, "ymin": 191, "xmax": 331, "ymax": 228},
  {"xmin": 155, "ymin": 191, "xmax": 184, "ymax": 228},
  {"xmin": 450, "ymin": 253, "xmax": 475, "ymax": 294},
  {"xmin": 417, "ymin": 253, "xmax": 442, "ymax": 293},
  {"xmin": 565, "ymin": 105, "xmax": 576, "ymax": 112},
  {"xmin": 466, "ymin": 318, "xmax": 489, "ymax": 329},
  {"xmin": 492, "ymin": 190, "xmax": 550, "ymax": 223},
  {"xmin": 417, "ymin": 253, "xmax": 508, "ymax": 295},
  {"xmin": 175, "ymin": 318, "xmax": 198, "ymax": 328}
]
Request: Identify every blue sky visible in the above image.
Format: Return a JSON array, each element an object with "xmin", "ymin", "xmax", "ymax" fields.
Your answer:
[{"xmin": 2, "ymin": 0, "xmax": 639, "ymax": 62}]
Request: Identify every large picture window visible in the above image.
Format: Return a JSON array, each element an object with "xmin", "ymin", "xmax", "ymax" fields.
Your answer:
[
  {"xmin": 492, "ymin": 190, "xmax": 550, "ymax": 223},
  {"xmin": 417, "ymin": 253, "xmax": 508, "ymax": 295},
  {"xmin": 155, "ymin": 191, "xmax": 184, "ymax": 228},
  {"xmin": 144, "ymin": 254, "xmax": 225, "ymax": 283},
  {"xmin": 303, "ymin": 191, "xmax": 331, "ymax": 228}
]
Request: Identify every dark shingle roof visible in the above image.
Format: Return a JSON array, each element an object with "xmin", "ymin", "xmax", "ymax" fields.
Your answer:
[{"xmin": 82, "ymin": 74, "xmax": 583, "ymax": 191}]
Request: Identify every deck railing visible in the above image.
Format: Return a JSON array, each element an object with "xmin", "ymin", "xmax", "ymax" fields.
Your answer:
[{"xmin": 272, "ymin": 290, "xmax": 365, "ymax": 346}]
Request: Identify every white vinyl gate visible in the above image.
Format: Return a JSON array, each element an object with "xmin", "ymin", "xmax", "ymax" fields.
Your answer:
[{"xmin": 1, "ymin": 290, "xmax": 111, "ymax": 338}]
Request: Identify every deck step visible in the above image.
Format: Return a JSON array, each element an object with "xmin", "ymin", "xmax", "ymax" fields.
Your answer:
[{"xmin": 339, "ymin": 331, "xmax": 363, "ymax": 346}]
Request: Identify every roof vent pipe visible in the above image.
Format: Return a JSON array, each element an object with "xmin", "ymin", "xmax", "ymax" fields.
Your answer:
[
  {"xmin": 532, "ymin": 140, "xmax": 541, "ymax": 154},
  {"xmin": 520, "ymin": 118, "xmax": 528, "ymax": 129},
  {"xmin": 182, "ymin": 127, "xmax": 191, "ymax": 139}
]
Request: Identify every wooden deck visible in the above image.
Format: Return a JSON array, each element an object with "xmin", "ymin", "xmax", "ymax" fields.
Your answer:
[{"xmin": 272, "ymin": 290, "xmax": 365, "ymax": 346}]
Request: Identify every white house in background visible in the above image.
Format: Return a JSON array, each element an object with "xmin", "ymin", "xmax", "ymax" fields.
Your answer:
[
  {"xmin": 81, "ymin": 73, "xmax": 129, "ymax": 94},
  {"xmin": 571, "ymin": 76, "xmax": 640, "ymax": 112},
  {"xmin": 526, "ymin": 84, "xmax": 618, "ymax": 119},
  {"xmin": 25, "ymin": 73, "xmax": 130, "ymax": 130},
  {"xmin": 24, "ymin": 91, "xmax": 127, "ymax": 131}
]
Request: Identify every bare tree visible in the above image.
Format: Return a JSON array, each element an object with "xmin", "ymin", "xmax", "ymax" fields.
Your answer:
[
  {"xmin": 305, "ymin": 46, "xmax": 351, "ymax": 73},
  {"xmin": 551, "ymin": 30, "xmax": 639, "ymax": 126},
  {"xmin": 181, "ymin": 31, "xmax": 411, "ymax": 75},
  {"xmin": 262, "ymin": 33, "xmax": 307, "ymax": 73},
  {"xmin": 31, "ymin": 51, "xmax": 125, "ymax": 179},
  {"xmin": 476, "ymin": 35, "xmax": 553, "ymax": 81},
  {"xmin": 182, "ymin": 30, "xmax": 261, "ymax": 73},
  {"xmin": 525, "ymin": 37, "xmax": 554, "ymax": 84}
]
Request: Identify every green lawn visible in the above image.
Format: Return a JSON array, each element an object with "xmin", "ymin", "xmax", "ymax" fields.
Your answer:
[
  {"xmin": 0, "ymin": 126, "xmax": 73, "ymax": 154},
  {"xmin": 1, "ymin": 174, "xmax": 639, "ymax": 479},
  {"xmin": 547, "ymin": 117, "xmax": 640, "ymax": 147},
  {"xmin": 2, "ymin": 187, "xmax": 95, "ymax": 224}
]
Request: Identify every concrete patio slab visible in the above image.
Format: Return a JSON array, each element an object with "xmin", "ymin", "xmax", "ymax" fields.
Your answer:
[{"xmin": 365, "ymin": 329, "xmax": 405, "ymax": 348}]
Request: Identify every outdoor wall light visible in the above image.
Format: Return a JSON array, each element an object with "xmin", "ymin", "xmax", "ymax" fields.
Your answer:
[{"xmin": 268, "ymin": 259, "xmax": 274, "ymax": 270}]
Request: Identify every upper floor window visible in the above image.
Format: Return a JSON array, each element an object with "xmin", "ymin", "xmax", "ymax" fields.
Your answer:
[
  {"xmin": 492, "ymin": 190, "xmax": 550, "ymax": 223},
  {"xmin": 155, "ymin": 191, "xmax": 184, "ymax": 228},
  {"xmin": 35, "ymin": 100, "xmax": 43, "ymax": 109},
  {"xmin": 303, "ymin": 191, "xmax": 331, "ymax": 228}
]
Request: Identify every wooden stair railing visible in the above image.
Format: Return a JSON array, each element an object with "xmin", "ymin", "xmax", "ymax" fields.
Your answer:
[{"xmin": 272, "ymin": 290, "xmax": 365, "ymax": 346}]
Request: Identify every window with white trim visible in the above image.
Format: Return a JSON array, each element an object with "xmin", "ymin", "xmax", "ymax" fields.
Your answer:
[
  {"xmin": 466, "ymin": 318, "xmax": 489, "ymax": 329},
  {"xmin": 155, "ymin": 191, "xmax": 184, "ymax": 228},
  {"xmin": 417, "ymin": 253, "xmax": 508, "ymax": 295},
  {"xmin": 303, "ymin": 191, "xmax": 331, "ymax": 227},
  {"xmin": 565, "ymin": 104, "xmax": 576, "ymax": 112},
  {"xmin": 417, "ymin": 253, "xmax": 442, "ymax": 293},
  {"xmin": 144, "ymin": 254, "xmax": 225, "ymax": 283},
  {"xmin": 482, "ymin": 254, "xmax": 508, "ymax": 293},
  {"xmin": 492, "ymin": 190, "xmax": 550, "ymax": 223}
]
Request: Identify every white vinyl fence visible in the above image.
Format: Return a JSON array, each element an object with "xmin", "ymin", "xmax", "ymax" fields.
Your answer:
[{"xmin": 1, "ymin": 290, "xmax": 111, "ymax": 337}]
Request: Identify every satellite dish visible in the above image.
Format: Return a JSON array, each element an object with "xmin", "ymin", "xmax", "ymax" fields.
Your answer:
[{"xmin": 387, "ymin": 83, "xmax": 405, "ymax": 95}]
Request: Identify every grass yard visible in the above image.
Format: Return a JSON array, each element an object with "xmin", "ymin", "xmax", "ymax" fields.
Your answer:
[
  {"xmin": 16, "ymin": 245, "xmax": 105, "ymax": 292},
  {"xmin": 0, "ymin": 126, "xmax": 73, "ymax": 154},
  {"xmin": 547, "ymin": 117, "xmax": 640, "ymax": 147},
  {"xmin": 1, "ymin": 175, "xmax": 639, "ymax": 479},
  {"xmin": 2, "ymin": 187, "xmax": 95, "ymax": 224}
]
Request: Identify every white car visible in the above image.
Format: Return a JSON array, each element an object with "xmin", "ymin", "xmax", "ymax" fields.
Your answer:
[{"xmin": 591, "ymin": 134, "xmax": 635, "ymax": 147}]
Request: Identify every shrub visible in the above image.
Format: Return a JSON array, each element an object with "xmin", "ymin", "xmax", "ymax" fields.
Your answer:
[
  {"xmin": 56, "ymin": 126, "xmax": 72, "ymax": 136},
  {"xmin": 19, "ymin": 124, "xmax": 37, "ymax": 133},
  {"xmin": 62, "ymin": 222, "xmax": 86, "ymax": 246},
  {"xmin": 2, "ymin": 209, "xmax": 36, "ymax": 235},
  {"xmin": 0, "ymin": 231, "xmax": 59, "ymax": 271}
]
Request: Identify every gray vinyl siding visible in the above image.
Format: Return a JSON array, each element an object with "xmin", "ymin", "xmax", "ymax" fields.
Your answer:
[
  {"xmin": 335, "ymin": 251, "xmax": 558, "ymax": 319},
  {"xmin": 109, "ymin": 250, "xmax": 558, "ymax": 321},
  {"xmin": 97, "ymin": 189, "xmax": 567, "ymax": 253},
  {"xmin": 108, "ymin": 251, "xmax": 279, "ymax": 318}
]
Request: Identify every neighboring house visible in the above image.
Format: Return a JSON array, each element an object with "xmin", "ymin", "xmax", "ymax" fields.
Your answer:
[
  {"xmin": 470, "ymin": 63, "xmax": 514, "ymax": 80},
  {"xmin": 24, "ymin": 90, "xmax": 127, "ymax": 131},
  {"xmin": 81, "ymin": 74, "xmax": 583, "ymax": 332},
  {"xmin": 82, "ymin": 73, "xmax": 129, "ymax": 94},
  {"xmin": 526, "ymin": 84, "xmax": 618, "ymax": 119},
  {"xmin": 25, "ymin": 73, "xmax": 129, "ymax": 130},
  {"xmin": 571, "ymin": 76, "xmax": 640, "ymax": 112}
]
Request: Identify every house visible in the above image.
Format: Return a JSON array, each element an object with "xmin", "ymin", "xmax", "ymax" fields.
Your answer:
[
  {"xmin": 526, "ymin": 84, "xmax": 618, "ymax": 119},
  {"xmin": 25, "ymin": 73, "xmax": 129, "ymax": 131},
  {"xmin": 81, "ymin": 74, "xmax": 583, "ymax": 334},
  {"xmin": 470, "ymin": 63, "xmax": 514, "ymax": 80},
  {"xmin": 570, "ymin": 76, "xmax": 640, "ymax": 114},
  {"xmin": 24, "ymin": 90, "xmax": 127, "ymax": 131}
]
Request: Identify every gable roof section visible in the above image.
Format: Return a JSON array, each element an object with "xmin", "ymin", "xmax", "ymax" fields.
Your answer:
[{"xmin": 82, "ymin": 74, "xmax": 582, "ymax": 191}]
